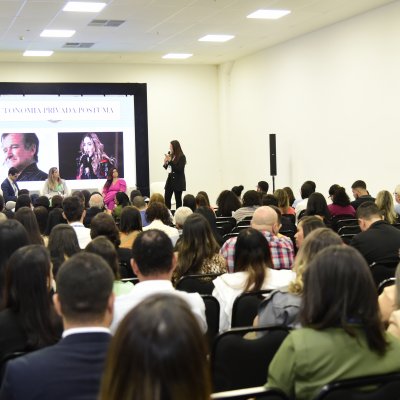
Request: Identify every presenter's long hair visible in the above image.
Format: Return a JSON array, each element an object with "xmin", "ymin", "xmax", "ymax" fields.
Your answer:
[
  {"xmin": 170, "ymin": 140, "xmax": 185, "ymax": 164},
  {"xmin": 99, "ymin": 294, "xmax": 211, "ymax": 400},
  {"xmin": 47, "ymin": 167, "xmax": 61, "ymax": 190}
]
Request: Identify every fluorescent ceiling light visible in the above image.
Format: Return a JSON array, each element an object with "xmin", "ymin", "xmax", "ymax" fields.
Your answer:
[
  {"xmin": 162, "ymin": 53, "xmax": 192, "ymax": 59},
  {"xmin": 23, "ymin": 50, "xmax": 54, "ymax": 57},
  {"xmin": 40, "ymin": 30, "xmax": 76, "ymax": 38},
  {"xmin": 247, "ymin": 9, "xmax": 291, "ymax": 19},
  {"xmin": 63, "ymin": 2, "xmax": 107, "ymax": 12},
  {"xmin": 198, "ymin": 34, "xmax": 234, "ymax": 42}
]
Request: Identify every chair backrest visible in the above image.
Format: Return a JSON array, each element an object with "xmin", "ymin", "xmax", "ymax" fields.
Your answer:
[
  {"xmin": 231, "ymin": 225, "xmax": 250, "ymax": 234},
  {"xmin": 217, "ymin": 219, "xmax": 236, "ymax": 235},
  {"xmin": 236, "ymin": 219, "xmax": 251, "ymax": 228},
  {"xmin": 211, "ymin": 326, "xmax": 290, "ymax": 392},
  {"xmin": 377, "ymin": 277, "xmax": 396, "ymax": 295},
  {"xmin": 340, "ymin": 233, "xmax": 356, "ymax": 245},
  {"xmin": 392, "ymin": 223, "xmax": 400, "ymax": 230},
  {"xmin": 231, "ymin": 290, "xmax": 272, "ymax": 328},
  {"xmin": 176, "ymin": 273, "xmax": 222, "ymax": 295},
  {"xmin": 314, "ymin": 372, "xmax": 400, "ymax": 400},
  {"xmin": 337, "ymin": 225, "xmax": 360, "ymax": 236},
  {"xmin": 282, "ymin": 213, "xmax": 296, "ymax": 225},
  {"xmin": 370, "ymin": 263, "xmax": 397, "ymax": 288},
  {"xmin": 121, "ymin": 277, "xmax": 139, "ymax": 285},
  {"xmin": 211, "ymin": 386, "xmax": 289, "ymax": 400},
  {"xmin": 118, "ymin": 247, "xmax": 136, "ymax": 279},
  {"xmin": 331, "ymin": 216, "xmax": 358, "ymax": 232},
  {"xmin": 222, "ymin": 232, "xmax": 239, "ymax": 243},
  {"xmin": 202, "ymin": 295, "xmax": 220, "ymax": 346}
]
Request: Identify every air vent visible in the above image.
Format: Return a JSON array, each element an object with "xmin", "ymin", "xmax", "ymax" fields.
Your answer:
[
  {"xmin": 62, "ymin": 42, "xmax": 95, "ymax": 48},
  {"xmin": 88, "ymin": 19, "xmax": 125, "ymax": 27}
]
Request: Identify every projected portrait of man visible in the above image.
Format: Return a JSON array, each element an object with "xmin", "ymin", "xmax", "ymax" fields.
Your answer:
[{"xmin": 1, "ymin": 133, "xmax": 47, "ymax": 181}]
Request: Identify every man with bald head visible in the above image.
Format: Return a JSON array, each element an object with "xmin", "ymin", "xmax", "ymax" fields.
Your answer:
[{"xmin": 220, "ymin": 206, "xmax": 294, "ymax": 272}]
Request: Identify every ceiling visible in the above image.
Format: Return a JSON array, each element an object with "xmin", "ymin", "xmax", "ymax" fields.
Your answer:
[{"xmin": 0, "ymin": 0, "xmax": 395, "ymax": 64}]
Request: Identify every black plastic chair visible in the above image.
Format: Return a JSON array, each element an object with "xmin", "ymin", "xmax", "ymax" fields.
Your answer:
[
  {"xmin": 202, "ymin": 295, "xmax": 220, "ymax": 346},
  {"xmin": 118, "ymin": 247, "xmax": 136, "ymax": 279},
  {"xmin": 340, "ymin": 233, "xmax": 356, "ymax": 245},
  {"xmin": 331, "ymin": 215, "xmax": 357, "ymax": 232},
  {"xmin": 222, "ymin": 232, "xmax": 239, "ymax": 243},
  {"xmin": 370, "ymin": 262, "xmax": 397, "ymax": 288},
  {"xmin": 377, "ymin": 277, "xmax": 396, "ymax": 295},
  {"xmin": 314, "ymin": 372, "xmax": 400, "ymax": 400},
  {"xmin": 176, "ymin": 273, "xmax": 222, "ymax": 295},
  {"xmin": 231, "ymin": 226, "xmax": 250, "ymax": 234},
  {"xmin": 121, "ymin": 277, "xmax": 139, "ymax": 285},
  {"xmin": 216, "ymin": 217, "xmax": 237, "ymax": 233},
  {"xmin": 231, "ymin": 290, "xmax": 272, "ymax": 328},
  {"xmin": 337, "ymin": 225, "xmax": 360, "ymax": 236},
  {"xmin": 211, "ymin": 326, "xmax": 290, "ymax": 392},
  {"xmin": 236, "ymin": 219, "xmax": 251, "ymax": 228},
  {"xmin": 211, "ymin": 386, "xmax": 289, "ymax": 400}
]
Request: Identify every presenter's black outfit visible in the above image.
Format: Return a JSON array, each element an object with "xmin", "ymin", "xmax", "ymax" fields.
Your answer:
[{"xmin": 164, "ymin": 155, "xmax": 186, "ymax": 210}]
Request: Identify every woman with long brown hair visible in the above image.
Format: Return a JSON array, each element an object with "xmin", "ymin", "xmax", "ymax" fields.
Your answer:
[
  {"xmin": 163, "ymin": 140, "xmax": 186, "ymax": 210},
  {"xmin": 41, "ymin": 167, "xmax": 69, "ymax": 198},
  {"xmin": 213, "ymin": 228, "xmax": 294, "ymax": 332}
]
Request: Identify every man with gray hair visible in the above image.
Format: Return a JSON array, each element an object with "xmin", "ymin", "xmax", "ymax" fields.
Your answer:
[
  {"xmin": 1, "ymin": 133, "xmax": 47, "ymax": 181},
  {"xmin": 220, "ymin": 206, "xmax": 294, "ymax": 272},
  {"xmin": 174, "ymin": 206, "xmax": 193, "ymax": 232},
  {"xmin": 83, "ymin": 192, "xmax": 104, "ymax": 227}
]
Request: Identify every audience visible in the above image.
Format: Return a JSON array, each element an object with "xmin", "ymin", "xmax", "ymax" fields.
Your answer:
[
  {"xmin": 0, "ymin": 245, "xmax": 62, "ymax": 363},
  {"xmin": 47, "ymin": 224, "xmax": 81, "ymax": 277},
  {"xmin": 232, "ymin": 190, "xmax": 260, "ymax": 221},
  {"xmin": 174, "ymin": 213, "xmax": 227, "ymax": 283},
  {"xmin": 214, "ymin": 228, "xmax": 294, "ymax": 332},
  {"xmin": 375, "ymin": 189, "xmax": 398, "ymax": 224},
  {"xmin": 44, "ymin": 207, "xmax": 67, "ymax": 236},
  {"xmin": 99, "ymin": 294, "xmax": 211, "ymax": 400},
  {"xmin": 90, "ymin": 212, "xmax": 121, "ymax": 249},
  {"xmin": 294, "ymin": 180, "xmax": 316, "ymax": 219},
  {"xmin": 112, "ymin": 192, "xmax": 130, "ymax": 221},
  {"xmin": 283, "ymin": 186, "xmax": 296, "ymax": 207},
  {"xmin": 304, "ymin": 192, "xmax": 331, "ymax": 226},
  {"xmin": 173, "ymin": 206, "xmax": 193, "ymax": 232},
  {"xmin": 183, "ymin": 193, "xmax": 196, "ymax": 212},
  {"xmin": 257, "ymin": 180, "xmax": 269, "ymax": 194},
  {"xmin": 83, "ymin": 192, "xmax": 104, "ymax": 228},
  {"xmin": 110, "ymin": 229, "xmax": 207, "ymax": 333},
  {"xmin": 327, "ymin": 186, "xmax": 355, "ymax": 218},
  {"xmin": 394, "ymin": 184, "xmax": 400, "ymax": 215},
  {"xmin": 14, "ymin": 207, "xmax": 44, "ymax": 245},
  {"xmin": 143, "ymin": 202, "xmax": 179, "ymax": 245},
  {"xmin": 0, "ymin": 220, "xmax": 29, "ymax": 298},
  {"xmin": 62, "ymin": 196, "xmax": 91, "ymax": 249},
  {"xmin": 33, "ymin": 206, "xmax": 49, "ymax": 236},
  {"xmin": 350, "ymin": 202, "xmax": 400, "ymax": 266},
  {"xmin": 387, "ymin": 263, "xmax": 400, "ymax": 337},
  {"xmin": 118, "ymin": 206, "xmax": 142, "ymax": 249},
  {"xmin": 215, "ymin": 190, "xmax": 241, "ymax": 217},
  {"xmin": 256, "ymin": 228, "xmax": 342, "ymax": 328},
  {"xmin": 266, "ymin": 246, "xmax": 400, "ymax": 400},
  {"xmin": 194, "ymin": 206, "xmax": 223, "ymax": 245},
  {"xmin": 131, "ymin": 195, "xmax": 149, "ymax": 227},
  {"xmin": 85, "ymin": 237, "xmax": 134, "ymax": 296},
  {"xmin": 274, "ymin": 188, "xmax": 295, "ymax": 216},
  {"xmin": 221, "ymin": 206, "xmax": 294, "ymax": 272},
  {"xmin": 351, "ymin": 179, "xmax": 375, "ymax": 209},
  {"xmin": 294, "ymin": 216, "xmax": 325, "ymax": 249},
  {"xmin": 0, "ymin": 252, "xmax": 114, "ymax": 400},
  {"xmin": 15, "ymin": 194, "xmax": 32, "ymax": 212}
]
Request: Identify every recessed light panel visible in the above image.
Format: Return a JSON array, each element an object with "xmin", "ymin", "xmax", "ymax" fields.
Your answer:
[
  {"xmin": 40, "ymin": 30, "xmax": 76, "ymax": 38},
  {"xmin": 162, "ymin": 53, "xmax": 193, "ymax": 59},
  {"xmin": 63, "ymin": 2, "xmax": 107, "ymax": 12},
  {"xmin": 247, "ymin": 9, "xmax": 291, "ymax": 20},
  {"xmin": 23, "ymin": 51, "xmax": 54, "ymax": 57},
  {"xmin": 198, "ymin": 35, "xmax": 234, "ymax": 42}
]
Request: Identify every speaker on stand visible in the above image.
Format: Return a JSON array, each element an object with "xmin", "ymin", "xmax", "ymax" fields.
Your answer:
[{"xmin": 269, "ymin": 134, "xmax": 277, "ymax": 192}]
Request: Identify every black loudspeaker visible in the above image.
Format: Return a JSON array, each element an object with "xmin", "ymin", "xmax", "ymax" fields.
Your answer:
[{"xmin": 269, "ymin": 134, "xmax": 277, "ymax": 176}]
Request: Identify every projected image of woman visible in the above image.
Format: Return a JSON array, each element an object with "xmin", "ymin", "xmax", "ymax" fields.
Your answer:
[
  {"xmin": 76, "ymin": 133, "xmax": 116, "ymax": 179},
  {"xmin": 163, "ymin": 140, "xmax": 186, "ymax": 210}
]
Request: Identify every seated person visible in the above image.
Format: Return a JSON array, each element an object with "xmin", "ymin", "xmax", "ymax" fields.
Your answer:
[{"xmin": 266, "ymin": 246, "xmax": 400, "ymax": 400}]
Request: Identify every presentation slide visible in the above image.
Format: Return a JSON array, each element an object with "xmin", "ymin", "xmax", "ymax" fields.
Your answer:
[{"xmin": 0, "ymin": 94, "xmax": 136, "ymax": 193}]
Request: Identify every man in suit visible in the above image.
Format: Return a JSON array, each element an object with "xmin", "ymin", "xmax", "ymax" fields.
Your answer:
[
  {"xmin": 350, "ymin": 201, "xmax": 400, "ymax": 266},
  {"xmin": 0, "ymin": 252, "xmax": 114, "ymax": 400},
  {"xmin": 1, "ymin": 167, "xmax": 19, "ymax": 203},
  {"xmin": 1, "ymin": 133, "xmax": 47, "ymax": 181},
  {"xmin": 111, "ymin": 229, "xmax": 207, "ymax": 333}
]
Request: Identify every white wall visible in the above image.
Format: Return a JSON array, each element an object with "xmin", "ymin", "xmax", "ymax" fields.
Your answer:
[
  {"xmin": 218, "ymin": 1, "xmax": 400, "ymax": 199},
  {"xmin": 0, "ymin": 63, "xmax": 222, "ymax": 202}
]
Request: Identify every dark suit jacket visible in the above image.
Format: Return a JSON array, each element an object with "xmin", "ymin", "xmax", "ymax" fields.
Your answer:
[
  {"xmin": 0, "ymin": 332, "xmax": 111, "ymax": 400},
  {"xmin": 164, "ymin": 155, "xmax": 186, "ymax": 191},
  {"xmin": 0, "ymin": 179, "xmax": 19, "ymax": 203},
  {"xmin": 16, "ymin": 163, "xmax": 47, "ymax": 182},
  {"xmin": 350, "ymin": 220, "xmax": 400, "ymax": 265},
  {"xmin": 350, "ymin": 195, "xmax": 375, "ymax": 210}
]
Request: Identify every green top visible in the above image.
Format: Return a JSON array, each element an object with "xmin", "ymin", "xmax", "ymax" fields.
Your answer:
[
  {"xmin": 266, "ymin": 327, "xmax": 400, "ymax": 400},
  {"xmin": 113, "ymin": 280, "xmax": 134, "ymax": 296}
]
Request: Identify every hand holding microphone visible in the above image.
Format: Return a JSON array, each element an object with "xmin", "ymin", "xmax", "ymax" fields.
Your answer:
[{"xmin": 164, "ymin": 151, "xmax": 171, "ymax": 164}]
